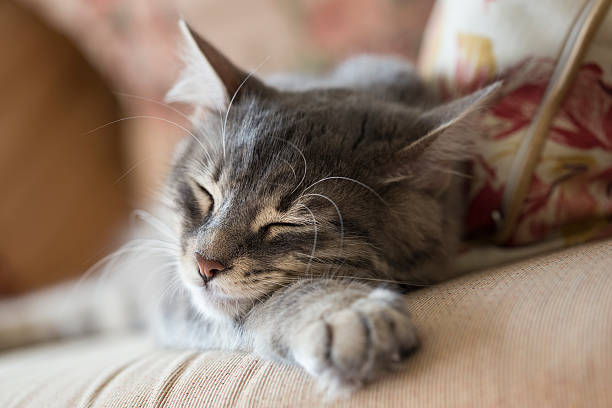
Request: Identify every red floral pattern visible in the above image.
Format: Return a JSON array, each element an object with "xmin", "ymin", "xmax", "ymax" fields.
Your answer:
[{"xmin": 465, "ymin": 60, "xmax": 612, "ymax": 245}]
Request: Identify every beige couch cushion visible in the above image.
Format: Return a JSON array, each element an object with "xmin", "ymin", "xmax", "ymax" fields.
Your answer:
[{"xmin": 1, "ymin": 239, "xmax": 611, "ymax": 407}]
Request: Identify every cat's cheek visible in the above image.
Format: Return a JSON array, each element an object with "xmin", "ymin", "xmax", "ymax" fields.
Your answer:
[{"xmin": 178, "ymin": 254, "xmax": 203, "ymax": 288}]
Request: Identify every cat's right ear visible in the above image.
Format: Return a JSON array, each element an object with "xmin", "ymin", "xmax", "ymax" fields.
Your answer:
[
  {"xmin": 165, "ymin": 20, "xmax": 270, "ymax": 117},
  {"xmin": 382, "ymin": 82, "xmax": 502, "ymax": 194}
]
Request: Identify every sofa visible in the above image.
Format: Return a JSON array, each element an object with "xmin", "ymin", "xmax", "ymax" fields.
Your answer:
[{"xmin": 1, "ymin": 239, "xmax": 610, "ymax": 407}]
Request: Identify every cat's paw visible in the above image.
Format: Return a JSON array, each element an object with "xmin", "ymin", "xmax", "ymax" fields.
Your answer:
[{"xmin": 291, "ymin": 288, "xmax": 418, "ymax": 396}]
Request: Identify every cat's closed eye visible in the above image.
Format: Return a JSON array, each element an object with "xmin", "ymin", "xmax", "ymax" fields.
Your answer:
[
  {"xmin": 260, "ymin": 222, "xmax": 305, "ymax": 237},
  {"xmin": 192, "ymin": 180, "xmax": 214, "ymax": 214}
]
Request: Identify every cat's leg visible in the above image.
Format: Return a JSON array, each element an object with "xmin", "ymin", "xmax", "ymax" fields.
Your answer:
[
  {"xmin": 0, "ymin": 280, "xmax": 137, "ymax": 350},
  {"xmin": 245, "ymin": 279, "xmax": 418, "ymax": 396}
]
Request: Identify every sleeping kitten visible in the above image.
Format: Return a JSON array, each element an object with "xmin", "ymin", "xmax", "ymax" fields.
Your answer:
[{"xmin": 0, "ymin": 21, "xmax": 499, "ymax": 396}]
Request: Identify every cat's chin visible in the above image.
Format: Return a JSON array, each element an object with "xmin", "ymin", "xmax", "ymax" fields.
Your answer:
[{"xmin": 189, "ymin": 286, "xmax": 252, "ymax": 319}]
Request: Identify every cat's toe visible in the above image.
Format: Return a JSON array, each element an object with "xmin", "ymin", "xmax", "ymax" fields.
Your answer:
[
  {"xmin": 355, "ymin": 288, "xmax": 419, "ymax": 363},
  {"xmin": 292, "ymin": 313, "xmax": 368, "ymax": 396}
]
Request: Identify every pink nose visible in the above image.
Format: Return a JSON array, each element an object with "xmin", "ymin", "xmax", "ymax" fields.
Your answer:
[{"xmin": 194, "ymin": 253, "xmax": 226, "ymax": 281}]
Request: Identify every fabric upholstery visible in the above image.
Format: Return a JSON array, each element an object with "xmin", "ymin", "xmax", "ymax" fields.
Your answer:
[
  {"xmin": 419, "ymin": 0, "xmax": 612, "ymax": 247},
  {"xmin": 1, "ymin": 239, "xmax": 610, "ymax": 407}
]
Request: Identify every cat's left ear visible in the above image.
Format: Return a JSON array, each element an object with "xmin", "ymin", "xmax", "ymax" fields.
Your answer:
[
  {"xmin": 166, "ymin": 20, "xmax": 270, "ymax": 116},
  {"xmin": 384, "ymin": 82, "xmax": 502, "ymax": 194}
]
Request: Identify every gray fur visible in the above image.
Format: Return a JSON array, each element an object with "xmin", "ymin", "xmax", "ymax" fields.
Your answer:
[{"xmin": 0, "ymin": 23, "xmax": 500, "ymax": 397}]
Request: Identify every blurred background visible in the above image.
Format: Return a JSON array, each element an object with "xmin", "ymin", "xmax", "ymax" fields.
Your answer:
[{"xmin": 0, "ymin": 0, "xmax": 435, "ymax": 294}]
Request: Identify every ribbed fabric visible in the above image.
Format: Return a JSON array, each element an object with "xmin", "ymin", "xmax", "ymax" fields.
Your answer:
[{"xmin": 0, "ymin": 239, "xmax": 610, "ymax": 407}]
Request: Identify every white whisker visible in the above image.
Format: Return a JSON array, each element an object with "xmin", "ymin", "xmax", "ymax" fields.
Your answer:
[
  {"xmin": 84, "ymin": 115, "xmax": 213, "ymax": 163},
  {"xmin": 303, "ymin": 176, "xmax": 389, "ymax": 207},
  {"xmin": 300, "ymin": 193, "xmax": 344, "ymax": 276},
  {"xmin": 281, "ymin": 159, "xmax": 297, "ymax": 182},
  {"xmin": 297, "ymin": 204, "xmax": 318, "ymax": 279},
  {"xmin": 72, "ymin": 241, "xmax": 175, "ymax": 295},
  {"xmin": 113, "ymin": 92, "xmax": 192, "ymax": 123},
  {"xmin": 114, "ymin": 154, "xmax": 167, "ymax": 185},
  {"xmin": 270, "ymin": 136, "xmax": 308, "ymax": 195},
  {"xmin": 131, "ymin": 209, "xmax": 178, "ymax": 241},
  {"xmin": 430, "ymin": 166, "xmax": 473, "ymax": 179},
  {"xmin": 333, "ymin": 275, "xmax": 431, "ymax": 286}
]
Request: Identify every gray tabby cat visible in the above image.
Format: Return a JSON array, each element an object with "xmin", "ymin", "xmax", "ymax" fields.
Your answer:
[{"xmin": 0, "ymin": 21, "xmax": 499, "ymax": 396}]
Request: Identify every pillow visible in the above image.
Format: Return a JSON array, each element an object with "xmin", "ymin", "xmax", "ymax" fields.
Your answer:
[{"xmin": 419, "ymin": 0, "xmax": 612, "ymax": 248}]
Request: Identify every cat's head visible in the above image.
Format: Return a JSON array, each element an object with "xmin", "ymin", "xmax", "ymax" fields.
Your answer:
[{"xmin": 165, "ymin": 21, "xmax": 499, "ymax": 319}]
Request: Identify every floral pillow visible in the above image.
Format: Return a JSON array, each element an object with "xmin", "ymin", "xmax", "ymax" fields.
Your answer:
[{"xmin": 419, "ymin": 0, "xmax": 612, "ymax": 248}]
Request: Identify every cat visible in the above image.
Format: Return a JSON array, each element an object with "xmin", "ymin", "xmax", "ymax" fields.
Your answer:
[{"xmin": 0, "ymin": 20, "xmax": 500, "ymax": 396}]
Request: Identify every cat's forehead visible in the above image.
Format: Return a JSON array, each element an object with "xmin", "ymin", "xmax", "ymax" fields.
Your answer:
[{"xmin": 176, "ymin": 90, "xmax": 412, "ymax": 193}]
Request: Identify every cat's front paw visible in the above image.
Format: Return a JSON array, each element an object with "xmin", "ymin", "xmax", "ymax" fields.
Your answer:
[{"xmin": 291, "ymin": 288, "xmax": 418, "ymax": 396}]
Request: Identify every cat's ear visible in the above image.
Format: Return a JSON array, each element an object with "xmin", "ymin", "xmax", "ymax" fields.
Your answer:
[
  {"xmin": 165, "ymin": 20, "xmax": 269, "ymax": 116},
  {"xmin": 384, "ymin": 82, "xmax": 502, "ymax": 194}
]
